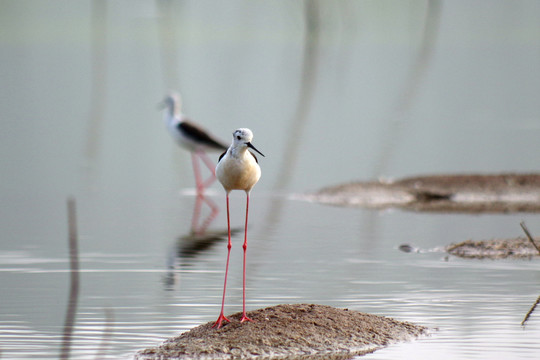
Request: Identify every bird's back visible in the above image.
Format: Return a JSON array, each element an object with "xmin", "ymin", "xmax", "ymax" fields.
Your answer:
[
  {"xmin": 167, "ymin": 117, "xmax": 227, "ymax": 153},
  {"xmin": 177, "ymin": 121, "xmax": 228, "ymax": 152}
]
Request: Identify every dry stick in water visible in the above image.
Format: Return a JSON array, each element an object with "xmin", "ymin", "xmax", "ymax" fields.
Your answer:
[
  {"xmin": 521, "ymin": 295, "xmax": 540, "ymax": 327},
  {"xmin": 60, "ymin": 197, "xmax": 80, "ymax": 360},
  {"xmin": 519, "ymin": 221, "xmax": 540, "ymax": 327},
  {"xmin": 519, "ymin": 221, "xmax": 540, "ymax": 255}
]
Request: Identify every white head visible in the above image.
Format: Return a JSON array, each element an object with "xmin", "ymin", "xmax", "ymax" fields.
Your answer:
[
  {"xmin": 232, "ymin": 128, "xmax": 264, "ymax": 157},
  {"xmin": 161, "ymin": 92, "xmax": 182, "ymax": 118}
]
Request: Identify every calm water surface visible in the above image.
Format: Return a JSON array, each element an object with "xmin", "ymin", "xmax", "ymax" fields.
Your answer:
[{"xmin": 1, "ymin": 1, "xmax": 540, "ymax": 359}]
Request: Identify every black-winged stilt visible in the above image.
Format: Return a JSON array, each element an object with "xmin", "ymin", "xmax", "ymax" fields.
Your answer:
[
  {"xmin": 213, "ymin": 128, "xmax": 264, "ymax": 328},
  {"xmin": 161, "ymin": 93, "xmax": 228, "ymax": 194}
]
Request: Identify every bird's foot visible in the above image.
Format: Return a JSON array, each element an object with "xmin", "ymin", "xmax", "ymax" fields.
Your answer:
[
  {"xmin": 240, "ymin": 314, "xmax": 254, "ymax": 323},
  {"xmin": 212, "ymin": 313, "xmax": 230, "ymax": 329}
]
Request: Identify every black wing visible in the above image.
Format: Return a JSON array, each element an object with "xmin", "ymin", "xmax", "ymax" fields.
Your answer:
[
  {"xmin": 218, "ymin": 151, "xmax": 227, "ymax": 163},
  {"xmin": 217, "ymin": 150, "xmax": 258, "ymax": 163},
  {"xmin": 249, "ymin": 151, "xmax": 258, "ymax": 164},
  {"xmin": 178, "ymin": 120, "xmax": 228, "ymax": 150}
]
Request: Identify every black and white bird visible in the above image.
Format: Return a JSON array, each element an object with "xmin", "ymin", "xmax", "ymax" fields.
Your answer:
[
  {"xmin": 212, "ymin": 128, "xmax": 264, "ymax": 329},
  {"xmin": 161, "ymin": 93, "xmax": 228, "ymax": 193}
]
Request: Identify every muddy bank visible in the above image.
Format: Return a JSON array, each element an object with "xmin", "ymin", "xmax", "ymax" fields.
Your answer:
[
  {"xmin": 447, "ymin": 237, "xmax": 540, "ymax": 259},
  {"xmin": 305, "ymin": 173, "xmax": 540, "ymax": 213},
  {"xmin": 135, "ymin": 304, "xmax": 427, "ymax": 360}
]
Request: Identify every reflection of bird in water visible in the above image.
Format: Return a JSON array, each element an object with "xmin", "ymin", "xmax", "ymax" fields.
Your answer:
[
  {"xmin": 160, "ymin": 92, "xmax": 228, "ymax": 194},
  {"xmin": 213, "ymin": 128, "xmax": 264, "ymax": 329},
  {"xmin": 163, "ymin": 228, "xmax": 240, "ymax": 290},
  {"xmin": 178, "ymin": 228, "xmax": 240, "ymax": 259},
  {"xmin": 189, "ymin": 187, "xmax": 220, "ymax": 237}
]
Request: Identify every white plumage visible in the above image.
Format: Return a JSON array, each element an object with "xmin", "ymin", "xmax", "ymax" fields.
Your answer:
[
  {"xmin": 216, "ymin": 128, "xmax": 263, "ymax": 194},
  {"xmin": 213, "ymin": 128, "xmax": 264, "ymax": 329}
]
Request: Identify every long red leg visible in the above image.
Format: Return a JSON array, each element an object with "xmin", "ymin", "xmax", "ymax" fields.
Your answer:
[
  {"xmin": 198, "ymin": 195, "xmax": 219, "ymax": 234},
  {"xmin": 191, "ymin": 191, "xmax": 219, "ymax": 236},
  {"xmin": 213, "ymin": 193, "xmax": 231, "ymax": 328},
  {"xmin": 191, "ymin": 153, "xmax": 204, "ymax": 194},
  {"xmin": 199, "ymin": 151, "xmax": 218, "ymax": 189},
  {"xmin": 191, "ymin": 152, "xmax": 220, "ymax": 235},
  {"xmin": 191, "ymin": 192, "xmax": 203, "ymax": 234},
  {"xmin": 200, "ymin": 151, "xmax": 217, "ymax": 176},
  {"xmin": 240, "ymin": 192, "xmax": 253, "ymax": 323},
  {"xmin": 190, "ymin": 153, "xmax": 205, "ymax": 234}
]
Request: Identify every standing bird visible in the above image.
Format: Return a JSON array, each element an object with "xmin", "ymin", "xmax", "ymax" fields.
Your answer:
[
  {"xmin": 161, "ymin": 93, "xmax": 228, "ymax": 194},
  {"xmin": 213, "ymin": 128, "xmax": 265, "ymax": 328}
]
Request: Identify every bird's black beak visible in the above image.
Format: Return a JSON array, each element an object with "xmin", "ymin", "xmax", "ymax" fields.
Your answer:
[{"xmin": 247, "ymin": 142, "xmax": 265, "ymax": 157}]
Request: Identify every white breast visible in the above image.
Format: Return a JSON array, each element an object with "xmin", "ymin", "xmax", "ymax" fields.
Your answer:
[{"xmin": 216, "ymin": 152, "xmax": 261, "ymax": 192}]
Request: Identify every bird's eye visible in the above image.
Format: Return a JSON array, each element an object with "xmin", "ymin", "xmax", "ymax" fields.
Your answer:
[{"xmin": 236, "ymin": 136, "xmax": 241, "ymax": 140}]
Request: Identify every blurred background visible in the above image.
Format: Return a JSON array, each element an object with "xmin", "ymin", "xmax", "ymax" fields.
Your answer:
[{"xmin": 1, "ymin": 1, "xmax": 540, "ymax": 359}]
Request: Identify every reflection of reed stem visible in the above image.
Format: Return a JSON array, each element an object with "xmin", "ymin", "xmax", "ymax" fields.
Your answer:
[
  {"xmin": 157, "ymin": 0, "xmax": 181, "ymax": 89},
  {"xmin": 260, "ymin": 0, "xmax": 321, "ymax": 239},
  {"xmin": 520, "ymin": 221, "xmax": 540, "ymax": 255},
  {"xmin": 272, "ymin": 0, "xmax": 320, "ymax": 192},
  {"xmin": 94, "ymin": 308, "xmax": 114, "ymax": 360},
  {"xmin": 374, "ymin": 0, "xmax": 442, "ymax": 176},
  {"xmin": 521, "ymin": 295, "xmax": 540, "ymax": 327},
  {"xmin": 85, "ymin": 0, "xmax": 108, "ymax": 161},
  {"xmin": 60, "ymin": 197, "xmax": 80, "ymax": 360}
]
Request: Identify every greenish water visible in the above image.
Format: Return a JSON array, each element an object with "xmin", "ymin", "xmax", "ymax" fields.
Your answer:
[{"xmin": 1, "ymin": 1, "xmax": 540, "ymax": 359}]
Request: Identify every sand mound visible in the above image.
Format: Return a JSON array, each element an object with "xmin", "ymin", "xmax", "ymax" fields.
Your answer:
[
  {"xmin": 447, "ymin": 237, "xmax": 540, "ymax": 259},
  {"xmin": 136, "ymin": 304, "xmax": 427, "ymax": 359},
  {"xmin": 306, "ymin": 173, "xmax": 540, "ymax": 213}
]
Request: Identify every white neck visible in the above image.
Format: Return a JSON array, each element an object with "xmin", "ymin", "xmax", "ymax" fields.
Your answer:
[
  {"xmin": 164, "ymin": 107, "xmax": 181, "ymax": 127},
  {"xmin": 228, "ymin": 145, "xmax": 248, "ymax": 159}
]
